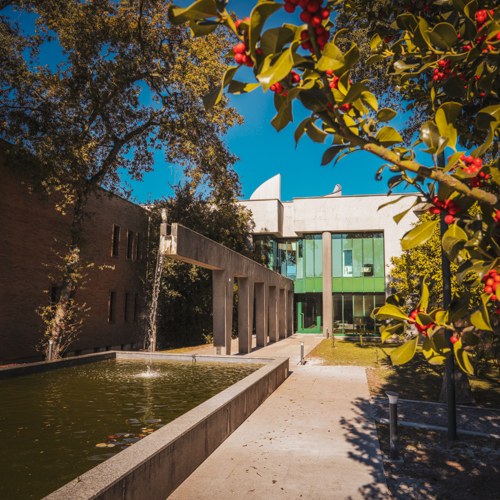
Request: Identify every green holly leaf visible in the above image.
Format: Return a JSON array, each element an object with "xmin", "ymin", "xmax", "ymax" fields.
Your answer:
[
  {"xmin": 476, "ymin": 104, "xmax": 500, "ymax": 130},
  {"xmin": 418, "ymin": 277, "xmax": 430, "ymax": 312},
  {"xmin": 294, "ymin": 117, "xmax": 310, "ymax": 147},
  {"xmin": 428, "ymin": 22, "xmax": 458, "ymax": 49},
  {"xmin": 435, "ymin": 102, "xmax": 462, "ymax": 151},
  {"xmin": 442, "ymin": 223, "xmax": 468, "ymax": 260},
  {"xmin": 189, "ymin": 19, "xmax": 219, "ymax": 37},
  {"xmin": 271, "ymin": 98, "xmax": 293, "ymax": 132},
  {"xmin": 317, "ymin": 41, "xmax": 345, "ymax": 72},
  {"xmin": 470, "ymin": 293, "xmax": 493, "ymax": 331},
  {"xmin": 390, "ymin": 336, "xmax": 418, "ymax": 365},
  {"xmin": 376, "ymin": 126, "xmax": 403, "ymax": 146},
  {"xmin": 454, "ymin": 339, "xmax": 474, "ymax": 376},
  {"xmin": 203, "ymin": 65, "xmax": 239, "ymax": 109},
  {"xmin": 375, "ymin": 304, "xmax": 409, "ymax": 321},
  {"xmin": 401, "ymin": 220, "xmax": 439, "ymax": 250},
  {"xmin": 169, "ymin": 0, "xmax": 219, "ymax": 24},
  {"xmin": 248, "ymin": 1, "xmax": 283, "ymax": 58},
  {"xmin": 321, "ymin": 145, "xmax": 346, "ymax": 166},
  {"xmin": 260, "ymin": 26, "xmax": 295, "ymax": 55},
  {"xmin": 422, "ymin": 337, "xmax": 446, "ymax": 365},
  {"xmin": 227, "ymin": 81, "xmax": 260, "ymax": 94},
  {"xmin": 377, "ymin": 108, "xmax": 397, "ymax": 122},
  {"xmin": 305, "ymin": 121, "xmax": 327, "ymax": 143},
  {"xmin": 257, "ymin": 42, "xmax": 299, "ymax": 91},
  {"xmin": 380, "ymin": 323, "xmax": 404, "ymax": 343}
]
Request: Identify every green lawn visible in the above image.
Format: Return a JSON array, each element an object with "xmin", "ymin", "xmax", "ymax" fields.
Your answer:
[{"xmin": 307, "ymin": 339, "xmax": 500, "ymax": 408}]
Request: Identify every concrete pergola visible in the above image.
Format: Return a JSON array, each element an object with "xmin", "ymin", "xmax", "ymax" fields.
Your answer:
[{"xmin": 161, "ymin": 222, "xmax": 294, "ymax": 355}]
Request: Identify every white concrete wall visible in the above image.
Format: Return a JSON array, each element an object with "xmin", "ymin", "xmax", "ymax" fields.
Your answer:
[
  {"xmin": 243, "ymin": 199, "xmax": 283, "ymax": 235},
  {"xmin": 239, "ymin": 193, "xmax": 419, "ymax": 282}
]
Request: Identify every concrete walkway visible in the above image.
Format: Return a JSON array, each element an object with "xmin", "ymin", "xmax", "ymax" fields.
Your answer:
[{"xmin": 169, "ymin": 335, "xmax": 390, "ymax": 499}]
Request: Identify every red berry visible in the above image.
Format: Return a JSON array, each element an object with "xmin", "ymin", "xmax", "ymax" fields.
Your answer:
[
  {"xmin": 321, "ymin": 8, "xmax": 330, "ymax": 19},
  {"xmin": 485, "ymin": 285, "xmax": 493, "ymax": 294},
  {"xmin": 233, "ymin": 42, "xmax": 246, "ymax": 54},
  {"xmin": 311, "ymin": 16, "xmax": 322, "ymax": 27},
  {"xmin": 307, "ymin": 1, "xmax": 321, "ymax": 13},
  {"xmin": 300, "ymin": 11, "xmax": 312, "ymax": 23},
  {"xmin": 444, "ymin": 214, "xmax": 455, "ymax": 224},
  {"xmin": 450, "ymin": 335, "xmax": 459, "ymax": 344},
  {"xmin": 284, "ymin": 3, "xmax": 296, "ymax": 13},
  {"xmin": 234, "ymin": 53, "xmax": 245, "ymax": 64},
  {"xmin": 339, "ymin": 103, "xmax": 352, "ymax": 112}
]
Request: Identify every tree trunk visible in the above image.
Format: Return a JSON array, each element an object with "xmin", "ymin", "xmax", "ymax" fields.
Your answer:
[
  {"xmin": 439, "ymin": 368, "xmax": 475, "ymax": 405},
  {"xmin": 45, "ymin": 191, "xmax": 87, "ymax": 360}
]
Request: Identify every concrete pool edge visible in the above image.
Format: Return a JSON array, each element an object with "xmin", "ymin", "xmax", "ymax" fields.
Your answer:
[{"xmin": 40, "ymin": 353, "xmax": 288, "ymax": 499}]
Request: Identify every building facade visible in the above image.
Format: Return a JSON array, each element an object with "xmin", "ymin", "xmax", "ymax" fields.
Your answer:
[
  {"xmin": 240, "ymin": 174, "xmax": 419, "ymax": 337},
  {"xmin": 0, "ymin": 146, "xmax": 150, "ymax": 362}
]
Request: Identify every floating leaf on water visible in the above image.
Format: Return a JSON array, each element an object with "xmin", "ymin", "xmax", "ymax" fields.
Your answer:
[
  {"xmin": 146, "ymin": 419, "xmax": 161, "ymax": 424},
  {"xmin": 144, "ymin": 429, "xmax": 154, "ymax": 433},
  {"xmin": 126, "ymin": 419, "xmax": 140, "ymax": 425},
  {"xmin": 95, "ymin": 443, "xmax": 108, "ymax": 448},
  {"xmin": 107, "ymin": 444, "xmax": 115, "ymax": 448}
]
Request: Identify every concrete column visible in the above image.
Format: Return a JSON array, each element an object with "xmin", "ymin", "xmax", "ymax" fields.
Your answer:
[
  {"xmin": 255, "ymin": 282, "xmax": 268, "ymax": 347},
  {"xmin": 287, "ymin": 290, "xmax": 294, "ymax": 336},
  {"xmin": 212, "ymin": 270, "xmax": 234, "ymax": 355},
  {"xmin": 279, "ymin": 288, "xmax": 286, "ymax": 339},
  {"xmin": 268, "ymin": 286, "xmax": 279, "ymax": 343},
  {"xmin": 238, "ymin": 278, "xmax": 254, "ymax": 354},
  {"xmin": 322, "ymin": 231, "xmax": 333, "ymax": 338}
]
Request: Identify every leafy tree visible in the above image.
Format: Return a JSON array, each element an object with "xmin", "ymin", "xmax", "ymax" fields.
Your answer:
[
  {"xmin": 168, "ymin": 0, "xmax": 499, "ymax": 376},
  {"xmin": 0, "ymin": 0, "xmax": 242, "ymax": 359},
  {"xmin": 389, "ymin": 212, "xmax": 482, "ymax": 311}
]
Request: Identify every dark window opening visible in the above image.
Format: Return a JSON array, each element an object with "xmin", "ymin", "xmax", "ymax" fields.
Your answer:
[
  {"xmin": 108, "ymin": 291, "xmax": 116, "ymax": 323},
  {"xmin": 112, "ymin": 225, "xmax": 120, "ymax": 257},
  {"xmin": 133, "ymin": 293, "xmax": 140, "ymax": 322},
  {"xmin": 127, "ymin": 230, "xmax": 134, "ymax": 260},
  {"xmin": 135, "ymin": 233, "xmax": 142, "ymax": 261},
  {"xmin": 124, "ymin": 292, "xmax": 130, "ymax": 322}
]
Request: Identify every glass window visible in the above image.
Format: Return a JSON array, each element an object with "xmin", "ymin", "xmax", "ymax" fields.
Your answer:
[
  {"xmin": 343, "ymin": 249, "xmax": 353, "ymax": 277},
  {"xmin": 332, "ymin": 234, "xmax": 343, "ymax": 278},
  {"xmin": 305, "ymin": 237, "xmax": 315, "ymax": 278},
  {"xmin": 111, "ymin": 225, "xmax": 120, "ymax": 257}
]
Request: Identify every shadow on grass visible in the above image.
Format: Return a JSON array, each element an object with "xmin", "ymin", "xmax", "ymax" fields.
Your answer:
[{"xmin": 368, "ymin": 353, "xmax": 500, "ymax": 408}]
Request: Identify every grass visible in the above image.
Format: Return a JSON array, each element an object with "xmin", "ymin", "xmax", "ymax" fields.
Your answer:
[
  {"xmin": 307, "ymin": 338, "xmax": 396, "ymax": 367},
  {"xmin": 307, "ymin": 339, "xmax": 500, "ymax": 408}
]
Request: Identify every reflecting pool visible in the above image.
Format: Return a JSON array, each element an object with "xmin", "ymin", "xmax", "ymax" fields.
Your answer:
[{"xmin": 0, "ymin": 358, "xmax": 258, "ymax": 498}]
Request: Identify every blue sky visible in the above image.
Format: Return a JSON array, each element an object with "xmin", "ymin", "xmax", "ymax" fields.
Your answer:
[
  {"xmin": 129, "ymin": 0, "xmax": 409, "ymax": 203},
  {"xmin": 6, "ymin": 1, "xmax": 419, "ymax": 204}
]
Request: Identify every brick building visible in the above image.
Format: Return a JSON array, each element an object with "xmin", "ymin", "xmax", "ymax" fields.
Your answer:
[{"xmin": 0, "ymin": 145, "xmax": 151, "ymax": 362}]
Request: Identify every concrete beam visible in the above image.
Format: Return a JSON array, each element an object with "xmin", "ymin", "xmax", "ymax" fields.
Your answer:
[{"xmin": 163, "ymin": 224, "xmax": 293, "ymax": 354}]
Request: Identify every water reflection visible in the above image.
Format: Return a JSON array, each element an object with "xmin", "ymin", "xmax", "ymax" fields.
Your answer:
[{"xmin": 0, "ymin": 359, "xmax": 258, "ymax": 499}]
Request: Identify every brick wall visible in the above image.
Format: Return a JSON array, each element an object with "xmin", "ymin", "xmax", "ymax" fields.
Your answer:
[{"xmin": 0, "ymin": 148, "xmax": 151, "ymax": 362}]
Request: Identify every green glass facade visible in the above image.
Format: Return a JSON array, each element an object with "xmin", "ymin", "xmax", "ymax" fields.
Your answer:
[{"xmin": 263, "ymin": 232, "xmax": 386, "ymax": 335}]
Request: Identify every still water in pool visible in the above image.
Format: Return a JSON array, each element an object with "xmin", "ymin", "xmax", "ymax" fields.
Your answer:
[{"xmin": 0, "ymin": 358, "xmax": 258, "ymax": 498}]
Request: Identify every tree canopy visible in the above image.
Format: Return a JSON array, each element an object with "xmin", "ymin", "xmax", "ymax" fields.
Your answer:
[{"xmin": 0, "ymin": 0, "xmax": 243, "ymax": 358}]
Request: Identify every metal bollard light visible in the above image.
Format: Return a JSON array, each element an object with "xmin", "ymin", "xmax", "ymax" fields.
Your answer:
[
  {"xmin": 386, "ymin": 391, "xmax": 399, "ymax": 460},
  {"xmin": 48, "ymin": 339, "xmax": 54, "ymax": 361},
  {"xmin": 300, "ymin": 341, "xmax": 304, "ymax": 365}
]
